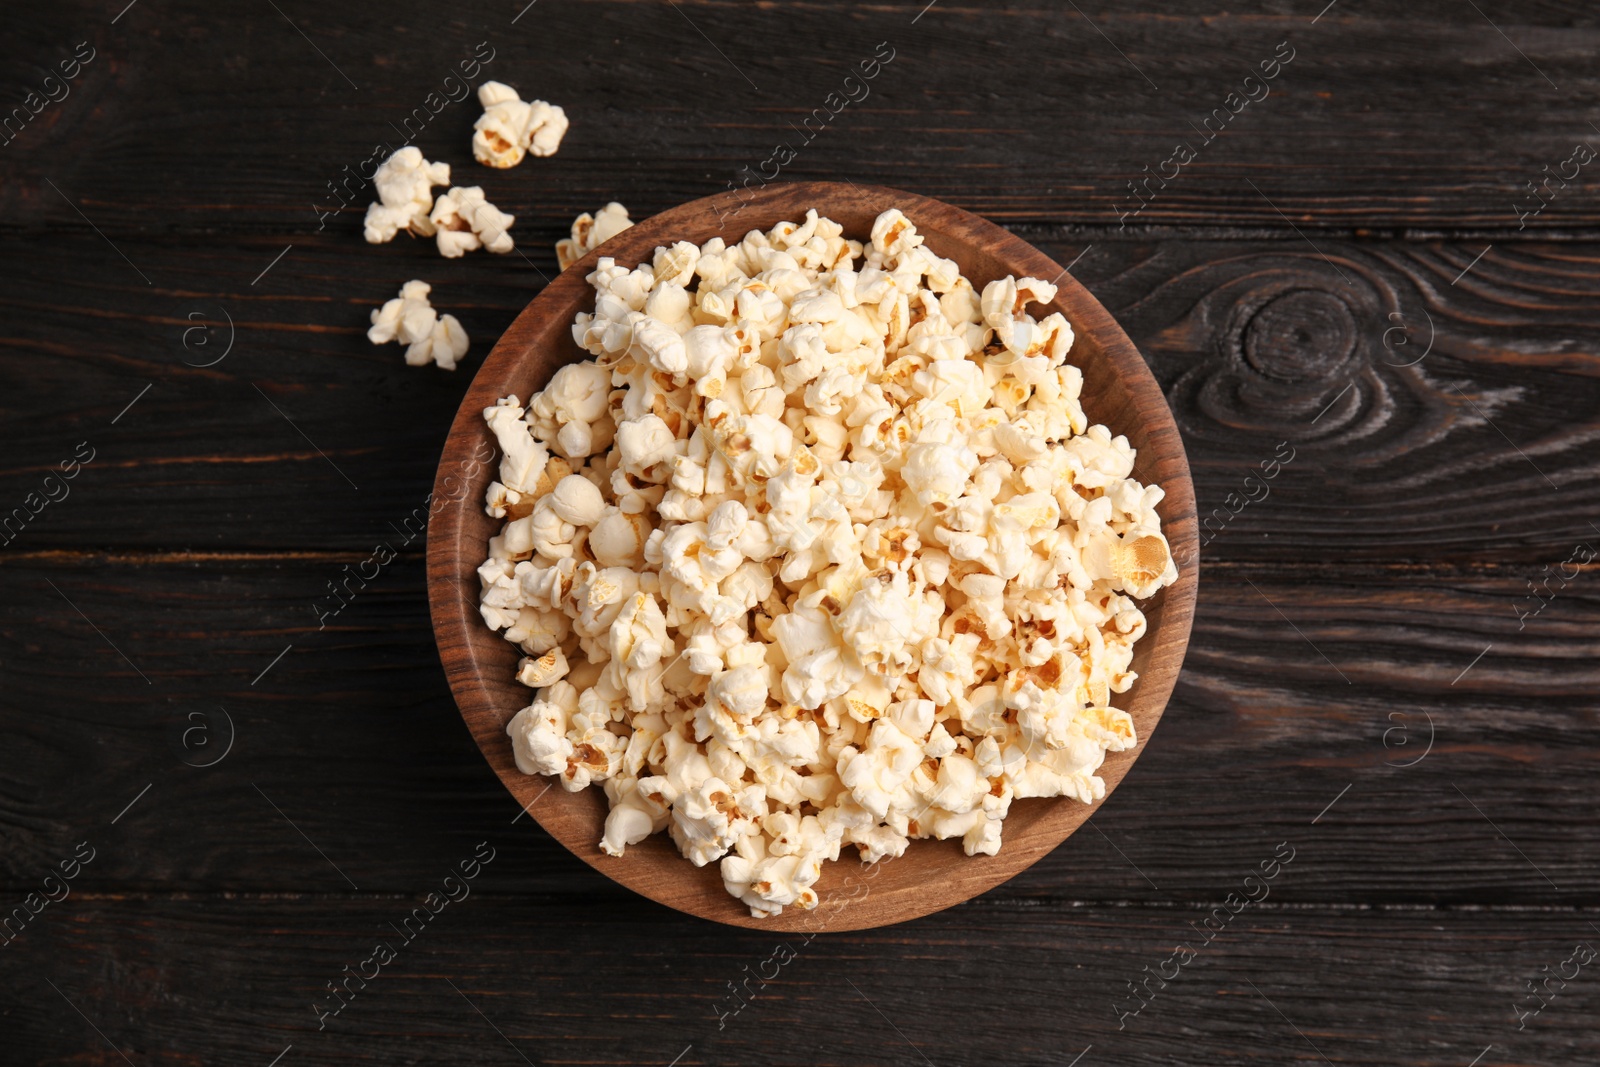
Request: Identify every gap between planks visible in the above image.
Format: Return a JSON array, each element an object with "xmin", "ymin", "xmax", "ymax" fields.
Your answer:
[
  {"xmin": 2, "ymin": 549, "xmax": 1591, "ymax": 578},
  {"xmin": 11, "ymin": 890, "xmax": 1600, "ymax": 913},
  {"xmin": 11, "ymin": 224, "xmax": 1600, "ymax": 244}
]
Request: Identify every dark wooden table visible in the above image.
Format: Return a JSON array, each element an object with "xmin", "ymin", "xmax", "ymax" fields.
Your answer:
[{"xmin": 4, "ymin": 2, "xmax": 1598, "ymax": 1064}]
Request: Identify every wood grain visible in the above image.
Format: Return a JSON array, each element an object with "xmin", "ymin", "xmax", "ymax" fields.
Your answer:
[
  {"xmin": 3, "ymin": 528, "xmax": 1595, "ymax": 906},
  {"xmin": 4, "ymin": 0, "xmax": 1599, "ymax": 1061},
  {"xmin": 1, "ymin": 236, "xmax": 1595, "ymax": 561},
  {"xmin": 427, "ymin": 181, "xmax": 1198, "ymax": 929},
  {"xmin": 4, "ymin": 895, "xmax": 1598, "ymax": 1067},
  {"xmin": 7, "ymin": 2, "xmax": 1600, "ymax": 235}
]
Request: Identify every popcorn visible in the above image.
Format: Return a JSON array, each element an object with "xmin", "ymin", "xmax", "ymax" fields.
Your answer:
[
  {"xmin": 482, "ymin": 396, "xmax": 549, "ymax": 495},
  {"xmin": 481, "ymin": 209, "xmax": 1178, "ymax": 917},
  {"xmin": 589, "ymin": 507, "xmax": 650, "ymax": 568},
  {"xmin": 557, "ymin": 202, "xmax": 634, "ymax": 271},
  {"xmin": 543, "ymin": 475, "xmax": 601, "ymax": 527},
  {"xmin": 363, "ymin": 147, "xmax": 449, "ymax": 244},
  {"xmin": 430, "ymin": 186, "xmax": 515, "ymax": 258},
  {"xmin": 600, "ymin": 778, "xmax": 665, "ymax": 857},
  {"xmin": 516, "ymin": 646, "xmax": 569, "ymax": 688},
  {"xmin": 367, "ymin": 279, "xmax": 435, "ymax": 346},
  {"xmin": 367, "ymin": 280, "xmax": 469, "ymax": 370},
  {"xmin": 472, "ymin": 80, "xmax": 568, "ymax": 168},
  {"xmin": 617, "ymin": 414, "xmax": 678, "ymax": 475},
  {"xmin": 530, "ymin": 362, "xmax": 614, "ymax": 459},
  {"xmin": 404, "ymin": 315, "xmax": 469, "ymax": 371}
]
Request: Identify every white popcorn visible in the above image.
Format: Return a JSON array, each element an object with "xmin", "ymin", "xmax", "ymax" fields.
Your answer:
[
  {"xmin": 478, "ymin": 208, "xmax": 1178, "ymax": 917},
  {"xmin": 367, "ymin": 280, "xmax": 470, "ymax": 370},
  {"xmin": 363, "ymin": 146, "xmax": 449, "ymax": 244},
  {"xmin": 505, "ymin": 683, "xmax": 577, "ymax": 777},
  {"xmin": 721, "ymin": 828, "xmax": 829, "ymax": 918},
  {"xmin": 617, "ymin": 414, "xmax": 679, "ymax": 475},
  {"xmin": 472, "ymin": 80, "xmax": 568, "ymax": 168},
  {"xmin": 632, "ymin": 317, "xmax": 688, "ymax": 374},
  {"xmin": 600, "ymin": 778, "xmax": 666, "ymax": 857},
  {"xmin": 548, "ymin": 475, "xmax": 607, "ymax": 527},
  {"xmin": 367, "ymin": 280, "xmax": 435, "ymax": 346},
  {"xmin": 530, "ymin": 362, "xmax": 614, "ymax": 459},
  {"xmin": 902, "ymin": 418, "xmax": 980, "ymax": 509},
  {"xmin": 837, "ymin": 572, "xmax": 940, "ymax": 678},
  {"xmin": 516, "ymin": 646, "xmax": 569, "ymax": 688},
  {"xmin": 404, "ymin": 314, "xmax": 469, "ymax": 370},
  {"xmin": 590, "ymin": 507, "xmax": 650, "ymax": 568},
  {"xmin": 838, "ymin": 719, "xmax": 923, "ymax": 820},
  {"xmin": 671, "ymin": 776, "xmax": 746, "ymax": 867},
  {"xmin": 557, "ymin": 202, "xmax": 634, "ymax": 271},
  {"xmin": 430, "ymin": 186, "xmax": 515, "ymax": 258},
  {"xmin": 483, "ymin": 396, "xmax": 549, "ymax": 494}
]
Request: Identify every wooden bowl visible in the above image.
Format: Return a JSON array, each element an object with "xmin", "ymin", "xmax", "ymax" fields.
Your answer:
[{"xmin": 428, "ymin": 181, "xmax": 1197, "ymax": 931}]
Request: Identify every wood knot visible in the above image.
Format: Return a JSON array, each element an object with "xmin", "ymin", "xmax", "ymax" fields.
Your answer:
[{"xmin": 1241, "ymin": 289, "xmax": 1357, "ymax": 383}]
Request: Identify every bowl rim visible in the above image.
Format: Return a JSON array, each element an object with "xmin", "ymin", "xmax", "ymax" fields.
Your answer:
[{"xmin": 427, "ymin": 180, "xmax": 1198, "ymax": 931}]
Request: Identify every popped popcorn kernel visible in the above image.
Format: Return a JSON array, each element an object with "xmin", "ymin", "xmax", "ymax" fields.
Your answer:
[
  {"xmin": 363, "ymin": 146, "xmax": 450, "ymax": 244},
  {"xmin": 368, "ymin": 279, "xmax": 469, "ymax": 370},
  {"xmin": 472, "ymin": 80, "xmax": 568, "ymax": 168},
  {"xmin": 557, "ymin": 202, "xmax": 634, "ymax": 271},
  {"xmin": 430, "ymin": 186, "xmax": 515, "ymax": 258}
]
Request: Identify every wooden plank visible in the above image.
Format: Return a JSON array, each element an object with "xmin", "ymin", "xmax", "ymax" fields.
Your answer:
[
  {"xmin": 4, "ymin": 3, "xmax": 1600, "ymax": 235},
  {"xmin": 2, "ymin": 234, "xmax": 1596, "ymax": 560},
  {"xmin": 4, "ymin": 894, "xmax": 1598, "ymax": 1066},
  {"xmin": 5, "ymin": 0, "xmax": 1596, "ymax": 1059},
  {"xmin": 1104, "ymin": 239, "xmax": 1600, "ymax": 565},
  {"xmin": 1, "ymin": 556, "xmax": 1595, "ymax": 905}
]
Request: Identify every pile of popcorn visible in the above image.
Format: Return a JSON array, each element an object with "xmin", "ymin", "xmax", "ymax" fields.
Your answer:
[{"xmin": 476, "ymin": 208, "xmax": 1177, "ymax": 917}]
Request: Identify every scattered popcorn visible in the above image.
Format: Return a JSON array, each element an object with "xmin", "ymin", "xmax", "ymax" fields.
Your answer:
[
  {"xmin": 556, "ymin": 202, "xmax": 634, "ymax": 271},
  {"xmin": 472, "ymin": 80, "xmax": 569, "ymax": 168},
  {"xmin": 479, "ymin": 209, "xmax": 1178, "ymax": 917},
  {"xmin": 430, "ymin": 186, "xmax": 516, "ymax": 258},
  {"xmin": 368, "ymin": 280, "xmax": 469, "ymax": 370},
  {"xmin": 363, "ymin": 146, "xmax": 450, "ymax": 244}
]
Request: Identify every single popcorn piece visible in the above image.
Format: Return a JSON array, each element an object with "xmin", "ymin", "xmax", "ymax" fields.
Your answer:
[
  {"xmin": 368, "ymin": 280, "xmax": 469, "ymax": 370},
  {"xmin": 480, "ymin": 208, "xmax": 1179, "ymax": 917},
  {"xmin": 430, "ymin": 186, "xmax": 516, "ymax": 258},
  {"xmin": 556, "ymin": 202, "xmax": 634, "ymax": 271},
  {"xmin": 362, "ymin": 146, "xmax": 450, "ymax": 244},
  {"xmin": 472, "ymin": 80, "xmax": 569, "ymax": 168},
  {"xmin": 403, "ymin": 314, "xmax": 469, "ymax": 371}
]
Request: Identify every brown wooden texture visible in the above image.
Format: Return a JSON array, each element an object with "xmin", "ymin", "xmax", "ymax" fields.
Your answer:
[
  {"xmin": 2, "ymin": 556, "xmax": 1594, "ymax": 903},
  {"xmin": 428, "ymin": 181, "xmax": 1199, "ymax": 929},
  {"xmin": 2, "ymin": 235, "xmax": 1595, "ymax": 562},
  {"xmin": 3, "ymin": 0, "xmax": 1599, "ymax": 1062},
  {"xmin": 7, "ymin": 2, "xmax": 1600, "ymax": 235},
  {"xmin": 5, "ymin": 896, "xmax": 1600, "ymax": 1067}
]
